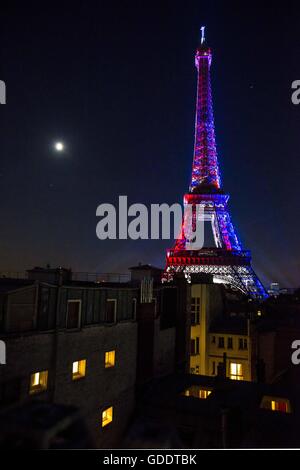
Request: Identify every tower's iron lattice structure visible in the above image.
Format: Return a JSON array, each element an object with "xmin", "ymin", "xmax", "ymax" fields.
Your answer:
[{"xmin": 165, "ymin": 30, "xmax": 267, "ymax": 299}]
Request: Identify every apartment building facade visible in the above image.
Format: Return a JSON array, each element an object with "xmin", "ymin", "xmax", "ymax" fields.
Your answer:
[
  {"xmin": 0, "ymin": 265, "xmax": 190, "ymax": 447},
  {"xmin": 189, "ymin": 278, "xmax": 253, "ymax": 381},
  {"xmin": 0, "ymin": 276, "xmax": 138, "ymax": 447}
]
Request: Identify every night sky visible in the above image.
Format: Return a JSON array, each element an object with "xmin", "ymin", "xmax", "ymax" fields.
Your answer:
[{"xmin": 0, "ymin": 1, "xmax": 300, "ymax": 287}]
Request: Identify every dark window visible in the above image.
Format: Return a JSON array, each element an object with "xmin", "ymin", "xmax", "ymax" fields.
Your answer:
[
  {"xmin": 38, "ymin": 287, "xmax": 50, "ymax": 330},
  {"xmin": 191, "ymin": 337, "xmax": 200, "ymax": 355},
  {"xmin": 227, "ymin": 337, "xmax": 233, "ymax": 349},
  {"xmin": 105, "ymin": 300, "xmax": 116, "ymax": 323},
  {"xmin": 191, "ymin": 297, "xmax": 200, "ymax": 325},
  {"xmin": 66, "ymin": 301, "xmax": 81, "ymax": 329},
  {"xmin": 132, "ymin": 298, "xmax": 137, "ymax": 318},
  {"xmin": 212, "ymin": 336, "xmax": 216, "ymax": 344},
  {"xmin": 86, "ymin": 290, "xmax": 94, "ymax": 325},
  {"xmin": 243, "ymin": 339, "xmax": 248, "ymax": 350},
  {"xmin": 191, "ymin": 311, "xmax": 200, "ymax": 325},
  {"xmin": 153, "ymin": 297, "xmax": 158, "ymax": 317},
  {"xmin": 218, "ymin": 337, "xmax": 225, "ymax": 348},
  {"xmin": 212, "ymin": 361, "xmax": 216, "ymax": 375},
  {"xmin": 37, "ymin": 287, "xmax": 57, "ymax": 330},
  {"xmin": 238, "ymin": 338, "xmax": 244, "ymax": 350}
]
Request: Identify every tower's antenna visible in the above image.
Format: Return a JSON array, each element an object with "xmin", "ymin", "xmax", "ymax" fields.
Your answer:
[{"xmin": 200, "ymin": 26, "xmax": 205, "ymax": 44}]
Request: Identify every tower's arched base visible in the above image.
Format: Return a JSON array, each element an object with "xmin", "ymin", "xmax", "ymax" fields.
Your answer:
[{"xmin": 164, "ymin": 249, "xmax": 268, "ymax": 299}]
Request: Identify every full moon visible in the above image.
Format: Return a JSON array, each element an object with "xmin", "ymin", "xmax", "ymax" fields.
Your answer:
[{"xmin": 54, "ymin": 142, "xmax": 64, "ymax": 152}]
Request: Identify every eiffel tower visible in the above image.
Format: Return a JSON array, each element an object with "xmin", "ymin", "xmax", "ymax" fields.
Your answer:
[{"xmin": 165, "ymin": 28, "xmax": 267, "ymax": 299}]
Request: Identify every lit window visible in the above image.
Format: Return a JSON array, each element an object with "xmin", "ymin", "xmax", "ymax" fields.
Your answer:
[
  {"xmin": 260, "ymin": 396, "xmax": 291, "ymax": 413},
  {"xmin": 257, "ymin": 310, "xmax": 262, "ymax": 317},
  {"xmin": 102, "ymin": 406, "xmax": 113, "ymax": 427},
  {"xmin": 230, "ymin": 362, "xmax": 243, "ymax": 380},
  {"xmin": 72, "ymin": 359, "xmax": 86, "ymax": 380},
  {"xmin": 199, "ymin": 389, "xmax": 211, "ymax": 399},
  {"xmin": 29, "ymin": 370, "xmax": 48, "ymax": 394},
  {"xmin": 105, "ymin": 350, "xmax": 116, "ymax": 368},
  {"xmin": 183, "ymin": 386, "xmax": 212, "ymax": 399}
]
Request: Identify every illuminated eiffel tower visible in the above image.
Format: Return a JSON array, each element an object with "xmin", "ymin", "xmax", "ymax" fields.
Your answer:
[{"xmin": 165, "ymin": 28, "xmax": 267, "ymax": 299}]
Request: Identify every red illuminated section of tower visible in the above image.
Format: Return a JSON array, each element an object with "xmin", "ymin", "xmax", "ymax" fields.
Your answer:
[{"xmin": 190, "ymin": 44, "xmax": 221, "ymax": 192}]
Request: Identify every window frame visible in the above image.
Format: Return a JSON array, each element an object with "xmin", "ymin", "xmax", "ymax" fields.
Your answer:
[
  {"xmin": 132, "ymin": 298, "xmax": 137, "ymax": 319},
  {"xmin": 260, "ymin": 395, "xmax": 291, "ymax": 413},
  {"xmin": 105, "ymin": 350, "xmax": 116, "ymax": 368},
  {"xmin": 105, "ymin": 299, "xmax": 117, "ymax": 324},
  {"xmin": 191, "ymin": 297, "xmax": 200, "ymax": 325},
  {"xmin": 66, "ymin": 299, "xmax": 82, "ymax": 329},
  {"xmin": 191, "ymin": 310, "xmax": 200, "ymax": 325},
  {"xmin": 102, "ymin": 406, "xmax": 113, "ymax": 428},
  {"xmin": 229, "ymin": 362, "xmax": 243, "ymax": 381},
  {"xmin": 29, "ymin": 370, "xmax": 48, "ymax": 394},
  {"xmin": 191, "ymin": 337, "xmax": 200, "ymax": 356},
  {"xmin": 183, "ymin": 386, "xmax": 212, "ymax": 399},
  {"xmin": 72, "ymin": 359, "xmax": 86, "ymax": 380}
]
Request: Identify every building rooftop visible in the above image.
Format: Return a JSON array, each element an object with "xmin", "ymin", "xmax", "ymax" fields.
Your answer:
[
  {"xmin": 62, "ymin": 280, "xmax": 136, "ymax": 289},
  {"xmin": 209, "ymin": 316, "xmax": 248, "ymax": 335},
  {"xmin": 0, "ymin": 278, "xmax": 36, "ymax": 293}
]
